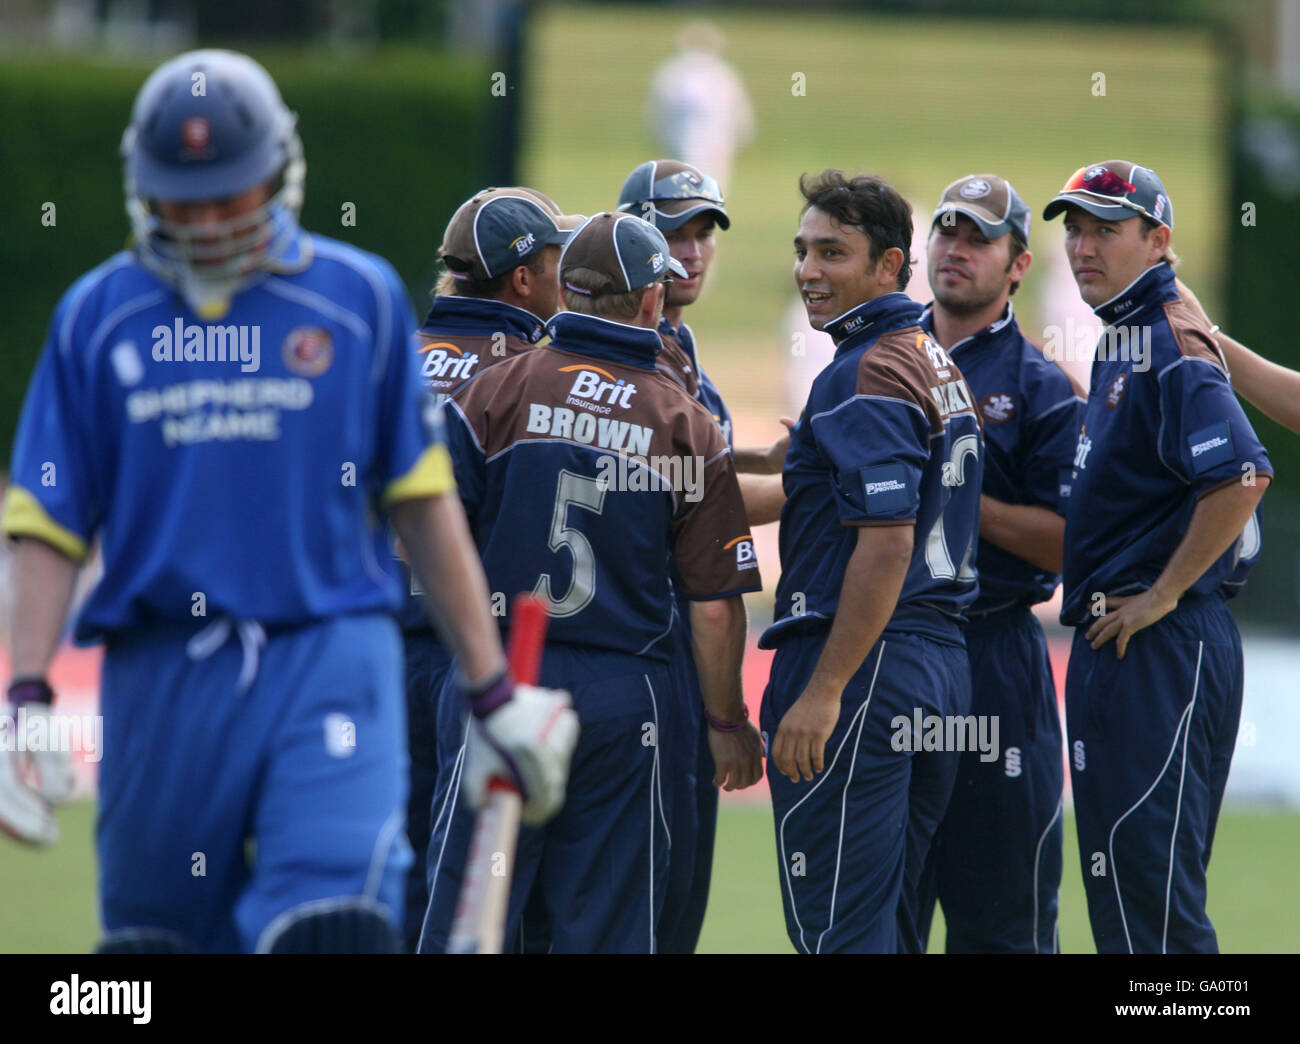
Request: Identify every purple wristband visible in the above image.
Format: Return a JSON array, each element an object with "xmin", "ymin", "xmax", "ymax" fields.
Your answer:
[
  {"xmin": 465, "ymin": 670, "xmax": 514, "ymax": 720},
  {"xmin": 705, "ymin": 704, "xmax": 749, "ymax": 733},
  {"xmin": 8, "ymin": 678, "xmax": 53, "ymax": 709}
]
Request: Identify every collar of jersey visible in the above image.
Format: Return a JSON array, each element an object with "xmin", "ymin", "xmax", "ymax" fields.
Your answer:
[
  {"xmin": 1092, "ymin": 262, "xmax": 1174, "ymax": 326},
  {"xmin": 657, "ymin": 314, "xmax": 698, "ymax": 368},
  {"xmin": 419, "ymin": 296, "xmax": 546, "ymax": 343},
  {"xmin": 919, "ymin": 301, "xmax": 1017, "ymax": 356},
  {"xmin": 262, "ymin": 211, "xmax": 312, "ymax": 274},
  {"xmin": 545, "ymin": 312, "xmax": 663, "ymax": 370},
  {"xmin": 825, "ymin": 292, "xmax": 923, "ymax": 353}
]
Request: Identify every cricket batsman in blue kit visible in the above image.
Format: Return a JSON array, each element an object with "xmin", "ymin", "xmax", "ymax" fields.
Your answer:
[
  {"xmin": 398, "ymin": 185, "xmax": 581, "ymax": 952},
  {"xmin": 419, "ymin": 212, "xmax": 765, "ymax": 953},
  {"xmin": 1043, "ymin": 160, "xmax": 1270, "ymax": 953},
  {"xmin": 915, "ymin": 175, "xmax": 1083, "ymax": 953},
  {"xmin": 761, "ymin": 171, "xmax": 983, "ymax": 954},
  {"xmin": 0, "ymin": 50, "xmax": 577, "ymax": 953}
]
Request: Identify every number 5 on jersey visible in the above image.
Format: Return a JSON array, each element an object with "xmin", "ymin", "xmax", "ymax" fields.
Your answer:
[{"xmin": 534, "ymin": 469, "xmax": 607, "ymax": 618}]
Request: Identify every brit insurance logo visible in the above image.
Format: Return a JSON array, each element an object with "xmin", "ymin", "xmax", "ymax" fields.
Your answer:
[
  {"xmin": 561, "ymin": 364, "xmax": 637, "ymax": 410},
  {"xmin": 511, "ymin": 231, "xmax": 537, "ymax": 257},
  {"xmin": 420, "ymin": 341, "xmax": 479, "ymax": 383},
  {"xmin": 725, "ymin": 534, "xmax": 758, "ymax": 570},
  {"xmin": 282, "ymin": 326, "xmax": 333, "ymax": 377}
]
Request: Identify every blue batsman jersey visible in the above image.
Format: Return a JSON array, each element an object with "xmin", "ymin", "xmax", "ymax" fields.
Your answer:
[
  {"xmin": 2, "ymin": 231, "xmax": 450, "ymax": 641},
  {"xmin": 443, "ymin": 311, "xmax": 761, "ymax": 658},
  {"xmin": 921, "ymin": 302, "xmax": 1085, "ymax": 613},
  {"xmin": 1059, "ymin": 263, "xmax": 1271, "ymax": 626},
  {"xmin": 761, "ymin": 293, "xmax": 984, "ymax": 649}
]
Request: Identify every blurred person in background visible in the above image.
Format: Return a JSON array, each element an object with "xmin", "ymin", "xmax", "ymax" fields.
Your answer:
[{"xmin": 646, "ymin": 22, "xmax": 754, "ymax": 191}]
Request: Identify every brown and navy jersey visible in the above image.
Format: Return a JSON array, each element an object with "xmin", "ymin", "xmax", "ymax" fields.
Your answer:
[
  {"xmin": 415, "ymin": 296, "xmax": 545, "ymax": 405},
  {"xmin": 921, "ymin": 302, "xmax": 1085, "ymax": 614},
  {"xmin": 398, "ymin": 295, "xmax": 547, "ymax": 631},
  {"xmin": 657, "ymin": 316, "xmax": 734, "ymax": 449},
  {"xmin": 762, "ymin": 292, "xmax": 983, "ymax": 649},
  {"xmin": 445, "ymin": 310, "xmax": 761, "ymax": 659}
]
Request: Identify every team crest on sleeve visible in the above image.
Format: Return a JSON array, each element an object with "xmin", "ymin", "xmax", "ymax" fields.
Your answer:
[
  {"xmin": 979, "ymin": 392, "xmax": 1016, "ymax": 424},
  {"xmin": 1106, "ymin": 372, "xmax": 1127, "ymax": 409},
  {"xmin": 282, "ymin": 327, "xmax": 333, "ymax": 377}
]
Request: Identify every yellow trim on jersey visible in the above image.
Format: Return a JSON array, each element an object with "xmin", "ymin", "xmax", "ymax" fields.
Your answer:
[
  {"xmin": 0, "ymin": 485, "xmax": 89, "ymax": 563},
  {"xmin": 383, "ymin": 443, "xmax": 456, "ymax": 506}
]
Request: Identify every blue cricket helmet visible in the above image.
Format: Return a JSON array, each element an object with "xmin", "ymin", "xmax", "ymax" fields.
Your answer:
[{"xmin": 121, "ymin": 50, "xmax": 305, "ymax": 313}]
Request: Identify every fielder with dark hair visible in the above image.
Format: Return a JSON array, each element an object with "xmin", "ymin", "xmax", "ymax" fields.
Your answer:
[{"xmin": 760, "ymin": 170, "xmax": 983, "ymax": 952}]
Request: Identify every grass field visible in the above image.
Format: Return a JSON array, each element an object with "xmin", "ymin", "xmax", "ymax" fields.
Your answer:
[
  {"xmin": 2, "ymin": 801, "xmax": 1296, "ymax": 953},
  {"xmin": 525, "ymin": 2, "xmax": 1231, "ymax": 424},
  {"xmin": 1, "ymin": 7, "xmax": 1295, "ymax": 956}
]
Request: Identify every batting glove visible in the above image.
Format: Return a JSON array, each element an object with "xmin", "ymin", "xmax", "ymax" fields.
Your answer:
[
  {"xmin": 0, "ymin": 680, "xmax": 75, "ymax": 846},
  {"xmin": 463, "ymin": 674, "xmax": 579, "ymax": 826}
]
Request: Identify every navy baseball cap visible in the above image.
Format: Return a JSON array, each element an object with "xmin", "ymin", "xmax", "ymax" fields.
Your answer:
[
  {"xmin": 932, "ymin": 174, "xmax": 1032, "ymax": 242},
  {"xmin": 441, "ymin": 187, "xmax": 584, "ymax": 281},
  {"xmin": 1042, "ymin": 160, "xmax": 1173, "ymax": 231},
  {"xmin": 616, "ymin": 160, "xmax": 730, "ymax": 231},
  {"xmin": 560, "ymin": 212, "xmax": 688, "ymax": 296}
]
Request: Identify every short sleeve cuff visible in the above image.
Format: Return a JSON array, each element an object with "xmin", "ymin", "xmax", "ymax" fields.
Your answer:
[
  {"xmin": 1, "ymin": 485, "xmax": 89, "ymax": 563},
  {"xmin": 382, "ymin": 443, "xmax": 456, "ymax": 506}
]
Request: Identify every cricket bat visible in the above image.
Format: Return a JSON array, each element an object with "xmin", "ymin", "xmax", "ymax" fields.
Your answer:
[{"xmin": 446, "ymin": 594, "xmax": 548, "ymax": 954}]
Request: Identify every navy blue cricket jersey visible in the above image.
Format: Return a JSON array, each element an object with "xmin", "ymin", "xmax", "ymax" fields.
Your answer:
[
  {"xmin": 443, "ymin": 311, "xmax": 761, "ymax": 658},
  {"xmin": 395, "ymin": 295, "xmax": 547, "ymax": 632},
  {"xmin": 3, "ymin": 229, "xmax": 449, "ymax": 641},
  {"xmin": 920, "ymin": 303, "xmax": 1085, "ymax": 613},
  {"xmin": 658, "ymin": 316, "xmax": 734, "ymax": 449},
  {"xmin": 657, "ymin": 315, "xmax": 735, "ymax": 655},
  {"xmin": 761, "ymin": 293, "xmax": 984, "ymax": 649},
  {"xmin": 1059, "ymin": 263, "xmax": 1271, "ymax": 626}
]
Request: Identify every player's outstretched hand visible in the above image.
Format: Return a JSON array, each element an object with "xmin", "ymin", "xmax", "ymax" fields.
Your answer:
[
  {"xmin": 0, "ymin": 689, "xmax": 75, "ymax": 846},
  {"xmin": 466, "ymin": 682, "xmax": 580, "ymax": 826},
  {"xmin": 707, "ymin": 720, "xmax": 765, "ymax": 792},
  {"xmin": 772, "ymin": 688, "xmax": 841, "ymax": 783},
  {"xmin": 762, "ymin": 417, "xmax": 798, "ymax": 474},
  {"xmin": 1085, "ymin": 589, "xmax": 1178, "ymax": 659}
]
